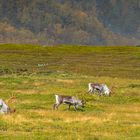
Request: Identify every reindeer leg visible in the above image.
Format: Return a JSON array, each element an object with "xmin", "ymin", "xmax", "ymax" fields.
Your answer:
[
  {"xmin": 74, "ymin": 104, "xmax": 77, "ymax": 111},
  {"xmin": 87, "ymin": 89, "xmax": 91, "ymax": 93},
  {"xmin": 99, "ymin": 91, "xmax": 102, "ymax": 96},
  {"xmin": 67, "ymin": 104, "xmax": 71, "ymax": 110},
  {"xmin": 53, "ymin": 103, "xmax": 61, "ymax": 110},
  {"xmin": 93, "ymin": 88, "xmax": 97, "ymax": 94},
  {"xmin": 88, "ymin": 87, "xmax": 94, "ymax": 94},
  {"xmin": 53, "ymin": 103, "xmax": 56, "ymax": 110},
  {"xmin": 56, "ymin": 103, "xmax": 61, "ymax": 110}
]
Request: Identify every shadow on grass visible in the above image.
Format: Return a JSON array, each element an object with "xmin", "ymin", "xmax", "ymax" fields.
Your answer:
[{"xmin": 128, "ymin": 84, "xmax": 140, "ymax": 88}]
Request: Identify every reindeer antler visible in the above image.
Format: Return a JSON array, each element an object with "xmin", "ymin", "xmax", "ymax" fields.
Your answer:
[{"xmin": 7, "ymin": 96, "xmax": 16, "ymax": 104}]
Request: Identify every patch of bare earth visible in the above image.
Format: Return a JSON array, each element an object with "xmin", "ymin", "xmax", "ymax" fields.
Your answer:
[
  {"xmin": 57, "ymin": 79, "xmax": 74, "ymax": 84},
  {"xmin": 14, "ymin": 89, "xmax": 36, "ymax": 94}
]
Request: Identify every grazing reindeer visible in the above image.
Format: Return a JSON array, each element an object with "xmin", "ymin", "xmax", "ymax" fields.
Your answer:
[
  {"xmin": 0, "ymin": 99, "xmax": 15, "ymax": 114},
  {"xmin": 53, "ymin": 95, "xmax": 85, "ymax": 111},
  {"xmin": 88, "ymin": 83, "xmax": 111, "ymax": 96}
]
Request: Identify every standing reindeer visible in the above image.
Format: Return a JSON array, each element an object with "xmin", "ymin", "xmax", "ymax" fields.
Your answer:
[
  {"xmin": 88, "ymin": 83, "xmax": 111, "ymax": 96},
  {"xmin": 53, "ymin": 94, "xmax": 85, "ymax": 111}
]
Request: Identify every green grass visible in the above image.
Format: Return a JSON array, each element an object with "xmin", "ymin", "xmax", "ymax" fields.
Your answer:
[
  {"xmin": 0, "ymin": 44, "xmax": 140, "ymax": 78},
  {"xmin": 0, "ymin": 44, "xmax": 140, "ymax": 140}
]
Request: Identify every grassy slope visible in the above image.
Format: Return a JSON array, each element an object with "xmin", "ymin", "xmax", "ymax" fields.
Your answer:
[
  {"xmin": 0, "ymin": 44, "xmax": 140, "ymax": 140},
  {"xmin": 0, "ymin": 44, "xmax": 139, "ymax": 78}
]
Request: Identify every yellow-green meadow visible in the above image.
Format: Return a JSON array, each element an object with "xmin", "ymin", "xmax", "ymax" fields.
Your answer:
[{"xmin": 0, "ymin": 44, "xmax": 140, "ymax": 140}]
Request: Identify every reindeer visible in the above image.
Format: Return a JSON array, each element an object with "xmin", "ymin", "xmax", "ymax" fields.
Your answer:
[
  {"xmin": 0, "ymin": 97, "xmax": 16, "ymax": 114},
  {"xmin": 53, "ymin": 94, "xmax": 85, "ymax": 111},
  {"xmin": 88, "ymin": 83, "xmax": 111, "ymax": 96}
]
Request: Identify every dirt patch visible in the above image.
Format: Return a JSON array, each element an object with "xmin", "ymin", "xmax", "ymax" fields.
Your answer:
[
  {"xmin": 57, "ymin": 79, "xmax": 74, "ymax": 84},
  {"xmin": 0, "ymin": 82, "xmax": 5, "ymax": 85},
  {"xmin": 124, "ymin": 92, "xmax": 140, "ymax": 96},
  {"xmin": 14, "ymin": 89, "xmax": 36, "ymax": 94},
  {"xmin": 1, "ymin": 114, "xmax": 27, "ymax": 124},
  {"xmin": 33, "ymin": 82, "xmax": 46, "ymax": 86}
]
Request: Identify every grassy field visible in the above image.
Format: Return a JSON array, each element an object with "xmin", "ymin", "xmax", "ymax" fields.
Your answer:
[{"xmin": 0, "ymin": 44, "xmax": 140, "ymax": 140}]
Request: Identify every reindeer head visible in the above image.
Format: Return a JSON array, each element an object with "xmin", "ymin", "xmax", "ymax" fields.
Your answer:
[
  {"xmin": 82, "ymin": 100, "xmax": 86, "ymax": 107},
  {"xmin": 78, "ymin": 99, "xmax": 86, "ymax": 108},
  {"xmin": 8, "ymin": 108, "xmax": 16, "ymax": 113}
]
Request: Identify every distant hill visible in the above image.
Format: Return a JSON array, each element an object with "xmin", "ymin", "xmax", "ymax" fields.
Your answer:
[{"xmin": 0, "ymin": 0, "xmax": 140, "ymax": 45}]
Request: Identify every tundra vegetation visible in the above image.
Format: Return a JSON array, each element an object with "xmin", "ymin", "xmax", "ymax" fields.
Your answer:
[
  {"xmin": 0, "ymin": 44, "xmax": 140, "ymax": 140},
  {"xmin": 0, "ymin": 0, "xmax": 140, "ymax": 46}
]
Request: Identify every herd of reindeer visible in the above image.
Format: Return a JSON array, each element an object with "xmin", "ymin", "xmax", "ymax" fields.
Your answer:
[{"xmin": 0, "ymin": 82, "xmax": 111, "ymax": 113}]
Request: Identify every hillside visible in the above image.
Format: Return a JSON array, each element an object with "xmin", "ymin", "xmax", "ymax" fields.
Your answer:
[{"xmin": 0, "ymin": 0, "xmax": 140, "ymax": 45}]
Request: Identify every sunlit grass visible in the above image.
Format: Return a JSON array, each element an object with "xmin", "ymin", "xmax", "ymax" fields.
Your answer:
[
  {"xmin": 0, "ymin": 74, "xmax": 139, "ymax": 140},
  {"xmin": 0, "ymin": 44, "xmax": 140, "ymax": 139}
]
